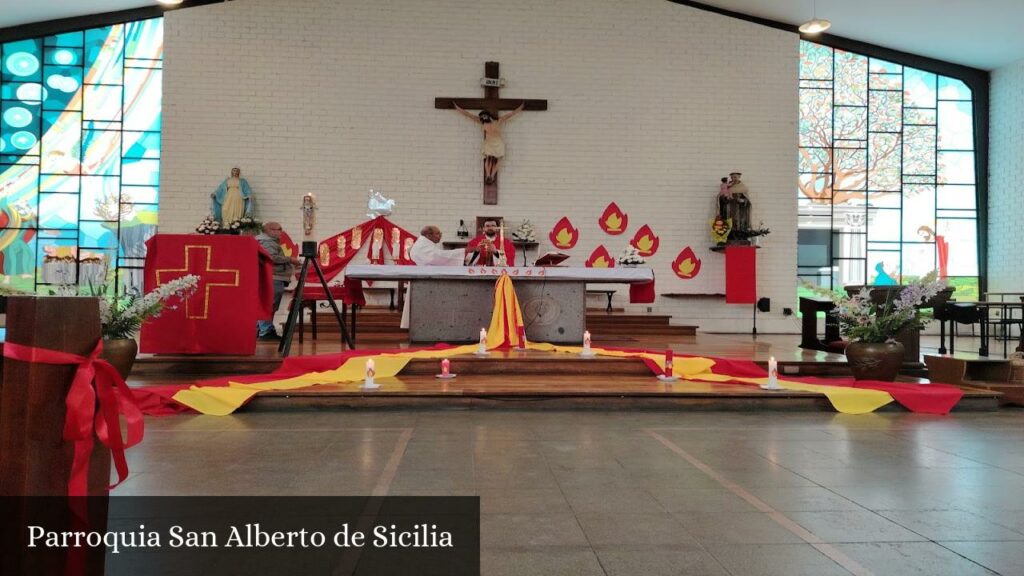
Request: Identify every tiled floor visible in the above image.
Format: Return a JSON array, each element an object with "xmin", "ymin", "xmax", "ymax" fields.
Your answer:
[{"xmin": 119, "ymin": 409, "xmax": 1024, "ymax": 575}]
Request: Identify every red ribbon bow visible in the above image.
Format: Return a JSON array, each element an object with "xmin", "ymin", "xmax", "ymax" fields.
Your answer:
[{"xmin": 2, "ymin": 340, "xmax": 144, "ymax": 497}]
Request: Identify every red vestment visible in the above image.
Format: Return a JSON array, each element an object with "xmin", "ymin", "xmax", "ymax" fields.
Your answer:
[{"xmin": 466, "ymin": 235, "xmax": 516, "ymax": 266}]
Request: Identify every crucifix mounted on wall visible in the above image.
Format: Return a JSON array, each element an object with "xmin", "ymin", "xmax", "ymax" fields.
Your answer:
[{"xmin": 435, "ymin": 61, "xmax": 548, "ymax": 205}]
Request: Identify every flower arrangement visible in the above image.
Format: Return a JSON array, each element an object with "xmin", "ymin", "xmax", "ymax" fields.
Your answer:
[
  {"xmin": 196, "ymin": 215, "xmax": 221, "ymax": 235},
  {"xmin": 511, "ymin": 220, "xmax": 537, "ymax": 243},
  {"xmin": 805, "ymin": 272, "xmax": 947, "ymax": 343},
  {"xmin": 98, "ymin": 275, "xmax": 200, "ymax": 340},
  {"xmin": 617, "ymin": 246, "xmax": 646, "ymax": 266},
  {"xmin": 228, "ymin": 216, "xmax": 263, "ymax": 233}
]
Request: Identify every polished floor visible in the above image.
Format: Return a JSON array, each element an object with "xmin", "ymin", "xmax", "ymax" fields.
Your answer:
[{"xmin": 120, "ymin": 409, "xmax": 1024, "ymax": 575}]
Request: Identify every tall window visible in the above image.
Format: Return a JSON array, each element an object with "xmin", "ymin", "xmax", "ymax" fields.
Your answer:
[
  {"xmin": 0, "ymin": 18, "xmax": 163, "ymax": 295},
  {"xmin": 798, "ymin": 40, "xmax": 979, "ymax": 300}
]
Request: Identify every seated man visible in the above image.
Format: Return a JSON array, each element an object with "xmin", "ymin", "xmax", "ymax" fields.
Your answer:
[
  {"xmin": 401, "ymin": 225, "xmax": 468, "ymax": 328},
  {"xmin": 465, "ymin": 219, "xmax": 516, "ymax": 266}
]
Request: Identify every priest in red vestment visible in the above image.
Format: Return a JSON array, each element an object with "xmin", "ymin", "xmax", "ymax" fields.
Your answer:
[{"xmin": 465, "ymin": 219, "xmax": 516, "ymax": 266}]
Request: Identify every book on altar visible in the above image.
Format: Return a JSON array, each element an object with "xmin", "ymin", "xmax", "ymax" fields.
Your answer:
[{"xmin": 535, "ymin": 252, "xmax": 570, "ymax": 267}]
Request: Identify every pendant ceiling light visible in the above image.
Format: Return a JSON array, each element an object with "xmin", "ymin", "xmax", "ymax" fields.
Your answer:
[{"xmin": 799, "ymin": 1, "xmax": 831, "ymax": 35}]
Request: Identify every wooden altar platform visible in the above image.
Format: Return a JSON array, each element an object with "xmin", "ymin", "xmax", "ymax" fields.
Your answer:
[{"xmin": 128, "ymin": 333, "xmax": 1002, "ymax": 412}]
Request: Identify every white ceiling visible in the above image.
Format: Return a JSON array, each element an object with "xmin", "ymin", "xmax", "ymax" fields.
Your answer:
[{"xmin": 2, "ymin": 0, "xmax": 1022, "ymax": 70}]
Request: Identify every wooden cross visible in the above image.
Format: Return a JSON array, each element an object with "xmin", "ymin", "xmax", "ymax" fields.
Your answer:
[{"xmin": 436, "ymin": 61, "xmax": 547, "ymax": 205}]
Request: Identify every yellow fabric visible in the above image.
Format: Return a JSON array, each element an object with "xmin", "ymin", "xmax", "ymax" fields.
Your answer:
[
  {"xmin": 172, "ymin": 385, "xmax": 261, "ymax": 416},
  {"xmin": 486, "ymin": 273, "xmax": 526, "ymax": 349}
]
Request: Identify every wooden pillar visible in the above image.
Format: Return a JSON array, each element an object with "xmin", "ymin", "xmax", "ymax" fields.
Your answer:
[
  {"xmin": 1, "ymin": 297, "xmax": 110, "ymax": 576},
  {"xmin": 0, "ymin": 296, "xmax": 110, "ymax": 497}
]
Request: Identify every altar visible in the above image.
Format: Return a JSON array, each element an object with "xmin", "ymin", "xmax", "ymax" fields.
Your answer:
[{"xmin": 344, "ymin": 265, "xmax": 654, "ymax": 343}]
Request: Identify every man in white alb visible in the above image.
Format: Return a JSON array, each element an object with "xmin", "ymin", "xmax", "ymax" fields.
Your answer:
[{"xmin": 400, "ymin": 225, "xmax": 469, "ymax": 328}]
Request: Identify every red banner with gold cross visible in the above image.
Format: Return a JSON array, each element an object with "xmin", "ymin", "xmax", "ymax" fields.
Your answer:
[{"xmin": 141, "ymin": 234, "xmax": 274, "ymax": 354}]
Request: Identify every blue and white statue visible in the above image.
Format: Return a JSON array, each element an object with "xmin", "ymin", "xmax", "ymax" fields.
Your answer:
[{"xmin": 211, "ymin": 167, "xmax": 253, "ymax": 225}]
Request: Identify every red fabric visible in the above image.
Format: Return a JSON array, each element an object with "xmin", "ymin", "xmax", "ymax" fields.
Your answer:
[
  {"xmin": 310, "ymin": 216, "xmax": 418, "ymax": 283},
  {"xmin": 467, "ymin": 235, "xmax": 516, "ymax": 266},
  {"xmin": 725, "ymin": 246, "xmax": 757, "ymax": 304},
  {"xmin": 2, "ymin": 340, "xmax": 144, "ymax": 496},
  {"xmin": 299, "ymin": 283, "xmax": 366, "ymax": 306},
  {"xmin": 140, "ymin": 234, "xmax": 273, "ymax": 355},
  {"xmin": 629, "ymin": 280, "xmax": 656, "ymax": 303},
  {"xmin": 936, "ymin": 235, "xmax": 949, "ymax": 279}
]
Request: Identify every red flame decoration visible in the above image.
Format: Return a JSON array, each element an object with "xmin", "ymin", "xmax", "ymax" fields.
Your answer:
[
  {"xmin": 548, "ymin": 216, "xmax": 580, "ymax": 250},
  {"xmin": 585, "ymin": 245, "xmax": 615, "ymax": 268},
  {"xmin": 672, "ymin": 246, "xmax": 702, "ymax": 279},
  {"xmin": 598, "ymin": 202, "xmax": 628, "ymax": 235},
  {"xmin": 630, "ymin": 224, "xmax": 660, "ymax": 257}
]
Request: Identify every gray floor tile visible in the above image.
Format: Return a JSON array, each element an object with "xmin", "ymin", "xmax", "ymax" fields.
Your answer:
[
  {"xmin": 877, "ymin": 509, "xmax": 1024, "ymax": 541},
  {"xmin": 941, "ymin": 541, "xmax": 1024, "ymax": 576},
  {"xmin": 595, "ymin": 547, "xmax": 731, "ymax": 576},
  {"xmin": 481, "ymin": 547, "xmax": 605, "ymax": 576},
  {"xmin": 672, "ymin": 512, "xmax": 805, "ymax": 545},
  {"xmin": 836, "ymin": 542, "xmax": 1000, "ymax": 576},
  {"xmin": 787, "ymin": 510, "xmax": 928, "ymax": 543},
  {"xmin": 704, "ymin": 543, "xmax": 851, "ymax": 576},
  {"xmin": 480, "ymin": 514, "xmax": 589, "ymax": 547}
]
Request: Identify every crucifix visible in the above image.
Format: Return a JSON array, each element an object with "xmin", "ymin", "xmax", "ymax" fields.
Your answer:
[{"xmin": 436, "ymin": 61, "xmax": 548, "ymax": 205}]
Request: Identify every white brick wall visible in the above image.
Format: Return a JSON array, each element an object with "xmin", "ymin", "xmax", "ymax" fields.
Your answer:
[
  {"xmin": 160, "ymin": 0, "xmax": 799, "ymax": 333},
  {"xmin": 989, "ymin": 57, "xmax": 1024, "ymax": 292}
]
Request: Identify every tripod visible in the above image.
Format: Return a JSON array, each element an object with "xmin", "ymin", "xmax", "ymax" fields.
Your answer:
[{"xmin": 278, "ymin": 241, "xmax": 355, "ymax": 356}]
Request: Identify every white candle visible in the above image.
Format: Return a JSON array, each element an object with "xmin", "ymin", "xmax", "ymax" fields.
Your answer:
[
  {"xmin": 768, "ymin": 356, "xmax": 778, "ymax": 388},
  {"xmin": 583, "ymin": 330, "xmax": 592, "ymax": 350},
  {"xmin": 364, "ymin": 358, "xmax": 376, "ymax": 387},
  {"xmin": 478, "ymin": 328, "xmax": 488, "ymax": 354},
  {"xmin": 441, "ymin": 358, "xmax": 450, "ymax": 376}
]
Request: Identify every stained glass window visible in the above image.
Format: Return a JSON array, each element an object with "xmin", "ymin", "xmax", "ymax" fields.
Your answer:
[
  {"xmin": 0, "ymin": 18, "xmax": 162, "ymax": 295},
  {"xmin": 798, "ymin": 40, "xmax": 979, "ymax": 301}
]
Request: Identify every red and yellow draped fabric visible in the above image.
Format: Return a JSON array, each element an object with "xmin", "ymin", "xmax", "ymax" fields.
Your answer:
[
  {"xmin": 311, "ymin": 216, "xmax": 417, "ymax": 282},
  {"xmin": 131, "ymin": 275, "xmax": 963, "ymax": 417},
  {"xmin": 486, "ymin": 272, "xmax": 526, "ymax": 349}
]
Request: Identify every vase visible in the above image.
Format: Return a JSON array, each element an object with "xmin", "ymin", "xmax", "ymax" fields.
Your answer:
[
  {"xmin": 845, "ymin": 341, "xmax": 905, "ymax": 381},
  {"xmin": 101, "ymin": 338, "xmax": 138, "ymax": 379}
]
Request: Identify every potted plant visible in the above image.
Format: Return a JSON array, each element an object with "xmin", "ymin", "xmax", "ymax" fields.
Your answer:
[
  {"xmin": 229, "ymin": 216, "xmax": 263, "ymax": 236},
  {"xmin": 808, "ymin": 272, "xmax": 947, "ymax": 381},
  {"xmin": 196, "ymin": 214, "xmax": 221, "ymax": 235},
  {"xmin": 97, "ymin": 275, "xmax": 199, "ymax": 377}
]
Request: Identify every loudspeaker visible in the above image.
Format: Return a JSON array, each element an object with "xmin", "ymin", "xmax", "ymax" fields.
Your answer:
[
  {"xmin": 757, "ymin": 297, "xmax": 771, "ymax": 313},
  {"xmin": 301, "ymin": 241, "xmax": 317, "ymax": 258}
]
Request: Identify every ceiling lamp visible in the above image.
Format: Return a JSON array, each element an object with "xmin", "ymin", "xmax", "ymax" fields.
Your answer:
[
  {"xmin": 799, "ymin": 18, "xmax": 832, "ymax": 34},
  {"xmin": 799, "ymin": 1, "xmax": 831, "ymax": 35},
  {"xmin": 157, "ymin": 0, "xmax": 184, "ymax": 6}
]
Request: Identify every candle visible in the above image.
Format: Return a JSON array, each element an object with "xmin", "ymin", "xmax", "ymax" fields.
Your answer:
[
  {"xmin": 768, "ymin": 356, "xmax": 778, "ymax": 388},
  {"xmin": 364, "ymin": 358, "xmax": 376, "ymax": 388},
  {"xmin": 583, "ymin": 330, "xmax": 592, "ymax": 350},
  {"xmin": 478, "ymin": 328, "xmax": 488, "ymax": 354},
  {"xmin": 517, "ymin": 325, "xmax": 526, "ymax": 347},
  {"xmin": 441, "ymin": 358, "xmax": 450, "ymax": 377},
  {"xmin": 665, "ymin": 349, "xmax": 674, "ymax": 377}
]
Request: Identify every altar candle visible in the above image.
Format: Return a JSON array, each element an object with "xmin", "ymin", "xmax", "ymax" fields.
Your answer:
[
  {"xmin": 517, "ymin": 325, "xmax": 526, "ymax": 346},
  {"xmin": 583, "ymin": 330, "xmax": 592, "ymax": 351},
  {"xmin": 768, "ymin": 356, "xmax": 778, "ymax": 387},
  {"xmin": 365, "ymin": 358, "xmax": 376, "ymax": 386},
  {"xmin": 441, "ymin": 358, "xmax": 450, "ymax": 377},
  {"xmin": 479, "ymin": 328, "xmax": 487, "ymax": 345},
  {"xmin": 665, "ymin": 349, "xmax": 674, "ymax": 377}
]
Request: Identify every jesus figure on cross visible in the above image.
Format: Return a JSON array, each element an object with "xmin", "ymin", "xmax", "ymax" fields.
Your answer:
[{"xmin": 453, "ymin": 101, "xmax": 525, "ymax": 185}]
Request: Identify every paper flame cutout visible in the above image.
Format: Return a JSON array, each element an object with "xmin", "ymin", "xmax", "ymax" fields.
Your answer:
[
  {"xmin": 585, "ymin": 245, "xmax": 614, "ymax": 268},
  {"xmin": 548, "ymin": 216, "xmax": 580, "ymax": 249},
  {"xmin": 630, "ymin": 224, "xmax": 660, "ymax": 257},
  {"xmin": 598, "ymin": 202, "xmax": 628, "ymax": 235},
  {"xmin": 672, "ymin": 246, "xmax": 702, "ymax": 279}
]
